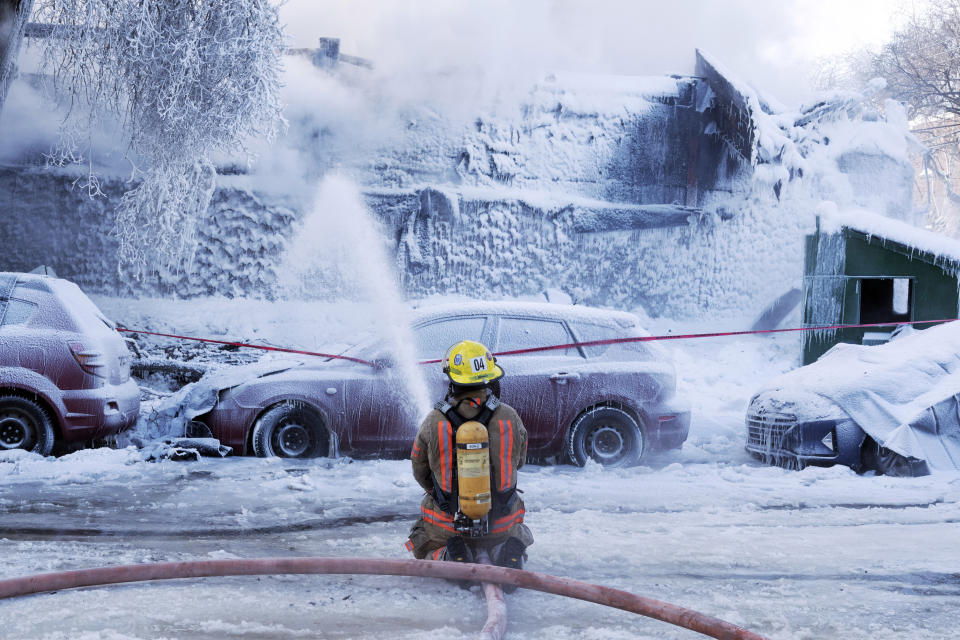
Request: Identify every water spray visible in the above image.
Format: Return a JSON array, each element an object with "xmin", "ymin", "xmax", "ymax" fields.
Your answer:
[{"xmin": 276, "ymin": 174, "xmax": 431, "ymax": 415}]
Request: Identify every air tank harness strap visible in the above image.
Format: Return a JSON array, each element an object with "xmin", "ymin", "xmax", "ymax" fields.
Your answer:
[
  {"xmin": 431, "ymin": 395, "xmax": 503, "ymax": 521},
  {"xmin": 434, "ymin": 394, "xmax": 500, "ymax": 428}
]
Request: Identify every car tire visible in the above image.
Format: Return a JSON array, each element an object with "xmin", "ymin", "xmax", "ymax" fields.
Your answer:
[
  {"xmin": 567, "ymin": 405, "xmax": 645, "ymax": 467},
  {"xmin": 860, "ymin": 437, "xmax": 929, "ymax": 477},
  {"xmin": 0, "ymin": 395, "xmax": 56, "ymax": 456},
  {"xmin": 251, "ymin": 402, "xmax": 329, "ymax": 459}
]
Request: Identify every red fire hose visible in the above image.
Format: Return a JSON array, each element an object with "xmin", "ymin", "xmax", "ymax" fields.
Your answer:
[
  {"xmin": 0, "ymin": 557, "xmax": 768, "ymax": 640},
  {"xmin": 476, "ymin": 548, "xmax": 508, "ymax": 640}
]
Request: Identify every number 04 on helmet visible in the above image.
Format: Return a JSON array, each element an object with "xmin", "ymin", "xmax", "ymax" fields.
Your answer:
[{"xmin": 443, "ymin": 340, "xmax": 503, "ymax": 386}]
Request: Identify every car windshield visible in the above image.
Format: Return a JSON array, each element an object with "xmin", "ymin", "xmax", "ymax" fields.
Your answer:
[{"xmin": 330, "ymin": 334, "xmax": 385, "ymax": 360}]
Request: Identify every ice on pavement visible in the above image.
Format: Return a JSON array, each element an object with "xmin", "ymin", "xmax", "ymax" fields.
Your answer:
[{"xmin": 2, "ymin": 298, "xmax": 960, "ymax": 638}]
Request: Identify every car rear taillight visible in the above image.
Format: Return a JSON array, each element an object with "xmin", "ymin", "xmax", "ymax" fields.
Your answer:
[{"xmin": 69, "ymin": 342, "xmax": 106, "ymax": 377}]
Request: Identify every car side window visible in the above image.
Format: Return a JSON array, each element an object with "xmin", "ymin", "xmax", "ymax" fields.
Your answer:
[
  {"xmin": 570, "ymin": 320, "xmax": 652, "ymax": 360},
  {"xmin": 569, "ymin": 322, "xmax": 615, "ymax": 357},
  {"xmin": 415, "ymin": 317, "xmax": 487, "ymax": 360},
  {"xmin": 1, "ymin": 299, "xmax": 38, "ymax": 327},
  {"xmin": 496, "ymin": 317, "xmax": 577, "ymax": 357}
]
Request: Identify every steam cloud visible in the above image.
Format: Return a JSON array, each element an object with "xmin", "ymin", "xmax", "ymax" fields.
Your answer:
[{"xmin": 278, "ymin": 0, "xmax": 872, "ymax": 107}]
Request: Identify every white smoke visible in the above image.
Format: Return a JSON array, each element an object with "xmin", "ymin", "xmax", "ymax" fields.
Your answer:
[{"xmin": 278, "ymin": 0, "xmax": 903, "ymax": 108}]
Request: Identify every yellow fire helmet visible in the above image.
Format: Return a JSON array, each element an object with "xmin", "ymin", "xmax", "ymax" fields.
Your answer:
[{"xmin": 443, "ymin": 340, "xmax": 504, "ymax": 387}]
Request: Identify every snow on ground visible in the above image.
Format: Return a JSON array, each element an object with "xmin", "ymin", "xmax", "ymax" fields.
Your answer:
[{"xmin": 1, "ymin": 298, "xmax": 959, "ymax": 639}]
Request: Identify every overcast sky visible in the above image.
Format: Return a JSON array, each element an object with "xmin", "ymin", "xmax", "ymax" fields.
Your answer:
[{"xmin": 278, "ymin": 0, "xmax": 908, "ymax": 106}]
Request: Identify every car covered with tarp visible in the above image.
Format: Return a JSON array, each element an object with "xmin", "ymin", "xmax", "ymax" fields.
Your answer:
[{"xmin": 746, "ymin": 321, "xmax": 960, "ymax": 475}]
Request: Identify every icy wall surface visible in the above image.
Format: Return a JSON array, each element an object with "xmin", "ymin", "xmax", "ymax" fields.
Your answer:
[
  {"xmin": 0, "ymin": 51, "xmax": 919, "ymax": 320},
  {"xmin": 0, "ymin": 167, "xmax": 295, "ymax": 296}
]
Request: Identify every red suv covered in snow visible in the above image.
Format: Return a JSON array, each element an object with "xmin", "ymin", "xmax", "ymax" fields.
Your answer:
[
  {"xmin": 196, "ymin": 301, "xmax": 690, "ymax": 466},
  {"xmin": 0, "ymin": 273, "xmax": 139, "ymax": 455}
]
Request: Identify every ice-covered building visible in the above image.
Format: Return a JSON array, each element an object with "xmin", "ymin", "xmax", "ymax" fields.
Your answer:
[
  {"xmin": 0, "ymin": 42, "xmax": 919, "ymax": 321},
  {"xmin": 803, "ymin": 209, "xmax": 960, "ymax": 363}
]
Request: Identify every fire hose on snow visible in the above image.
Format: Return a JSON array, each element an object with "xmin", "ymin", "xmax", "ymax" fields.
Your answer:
[
  {"xmin": 475, "ymin": 549, "xmax": 508, "ymax": 640},
  {"xmin": 0, "ymin": 557, "xmax": 769, "ymax": 640}
]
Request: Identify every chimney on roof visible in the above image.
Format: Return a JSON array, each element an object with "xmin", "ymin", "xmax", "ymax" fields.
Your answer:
[{"xmin": 314, "ymin": 37, "xmax": 340, "ymax": 68}]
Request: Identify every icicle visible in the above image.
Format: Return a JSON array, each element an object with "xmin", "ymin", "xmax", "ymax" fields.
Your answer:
[{"xmin": 803, "ymin": 231, "xmax": 846, "ymax": 349}]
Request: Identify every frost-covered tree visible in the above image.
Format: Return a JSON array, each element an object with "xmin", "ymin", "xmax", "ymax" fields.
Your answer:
[
  {"xmin": 0, "ymin": 0, "xmax": 36, "ymax": 111},
  {"xmin": 33, "ymin": 0, "xmax": 285, "ymax": 277},
  {"xmin": 816, "ymin": 0, "xmax": 960, "ymax": 237},
  {"xmin": 867, "ymin": 0, "xmax": 960, "ymax": 119}
]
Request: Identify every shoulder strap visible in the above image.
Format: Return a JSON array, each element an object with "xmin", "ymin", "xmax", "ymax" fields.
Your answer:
[{"xmin": 434, "ymin": 401, "xmax": 465, "ymax": 428}]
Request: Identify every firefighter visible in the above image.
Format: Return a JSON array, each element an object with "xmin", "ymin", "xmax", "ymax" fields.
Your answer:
[{"xmin": 405, "ymin": 340, "xmax": 533, "ymax": 584}]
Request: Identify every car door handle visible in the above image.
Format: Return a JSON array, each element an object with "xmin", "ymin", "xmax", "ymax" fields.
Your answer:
[{"xmin": 550, "ymin": 372, "xmax": 581, "ymax": 384}]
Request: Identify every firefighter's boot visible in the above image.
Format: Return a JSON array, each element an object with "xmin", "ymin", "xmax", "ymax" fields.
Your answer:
[
  {"xmin": 445, "ymin": 535, "xmax": 475, "ymax": 589},
  {"xmin": 496, "ymin": 537, "xmax": 526, "ymax": 593}
]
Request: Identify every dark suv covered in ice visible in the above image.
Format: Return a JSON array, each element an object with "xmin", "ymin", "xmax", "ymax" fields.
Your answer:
[
  {"xmin": 0, "ymin": 273, "xmax": 140, "ymax": 455},
  {"xmin": 197, "ymin": 301, "xmax": 690, "ymax": 466}
]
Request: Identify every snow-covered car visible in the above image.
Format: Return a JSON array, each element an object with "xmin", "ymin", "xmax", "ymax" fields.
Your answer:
[
  {"xmin": 0, "ymin": 272, "xmax": 140, "ymax": 455},
  {"xmin": 745, "ymin": 322, "xmax": 960, "ymax": 476},
  {"xmin": 194, "ymin": 301, "xmax": 690, "ymax": 466}
]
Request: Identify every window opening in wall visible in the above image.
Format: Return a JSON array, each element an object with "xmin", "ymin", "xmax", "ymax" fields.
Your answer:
[{"xmin": 859, "ymin": 278, "xmax": 912, "ymax": 325}]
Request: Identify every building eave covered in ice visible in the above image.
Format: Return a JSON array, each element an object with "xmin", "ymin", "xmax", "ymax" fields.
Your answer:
[{"xmin": 822, "ymin": 208, "xmax": 960, "ymax": 268}]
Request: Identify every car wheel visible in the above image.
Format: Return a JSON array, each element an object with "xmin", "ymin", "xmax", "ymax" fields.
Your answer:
[
  {"xmin": 0, "ymin": 395, "xmax": 56, "ymax": 456},
  {"xmin": 860, "ymin": 437, "xmax": 929, "ymax": 477},
  {"xmin": 251, "ymin": 402, "xmax": 328, "ymax": 459},
  {"xmin": 567, "ymin": 406, "xmax": 645, "ymax": 467}
]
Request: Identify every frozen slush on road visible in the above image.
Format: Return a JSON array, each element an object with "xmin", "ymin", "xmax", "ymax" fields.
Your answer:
[
  {"xmin": 143, "ymin": 301, "xmax": 690, "ymax": 466},
  {"xmin": 0, "ymin": 272, "xmax": 139, "ymax": 456},
  {"xmin": 746, "ymin": 321, "xmax": 960, "ymax": 475}
]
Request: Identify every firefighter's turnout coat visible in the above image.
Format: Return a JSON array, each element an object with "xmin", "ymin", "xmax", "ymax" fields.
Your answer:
[{"xmin": 406, "ymin": 390, "xmax": 534, "ymax": 560}]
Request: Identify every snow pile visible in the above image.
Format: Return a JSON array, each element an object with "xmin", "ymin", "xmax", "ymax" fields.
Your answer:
[
  {"xmin": 140, "ymin": 437, "xmax": 232, "ymax": 461},
  {"xmin": 721, "ymin": 56, "xmax": 918, "ymax": 222}
]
